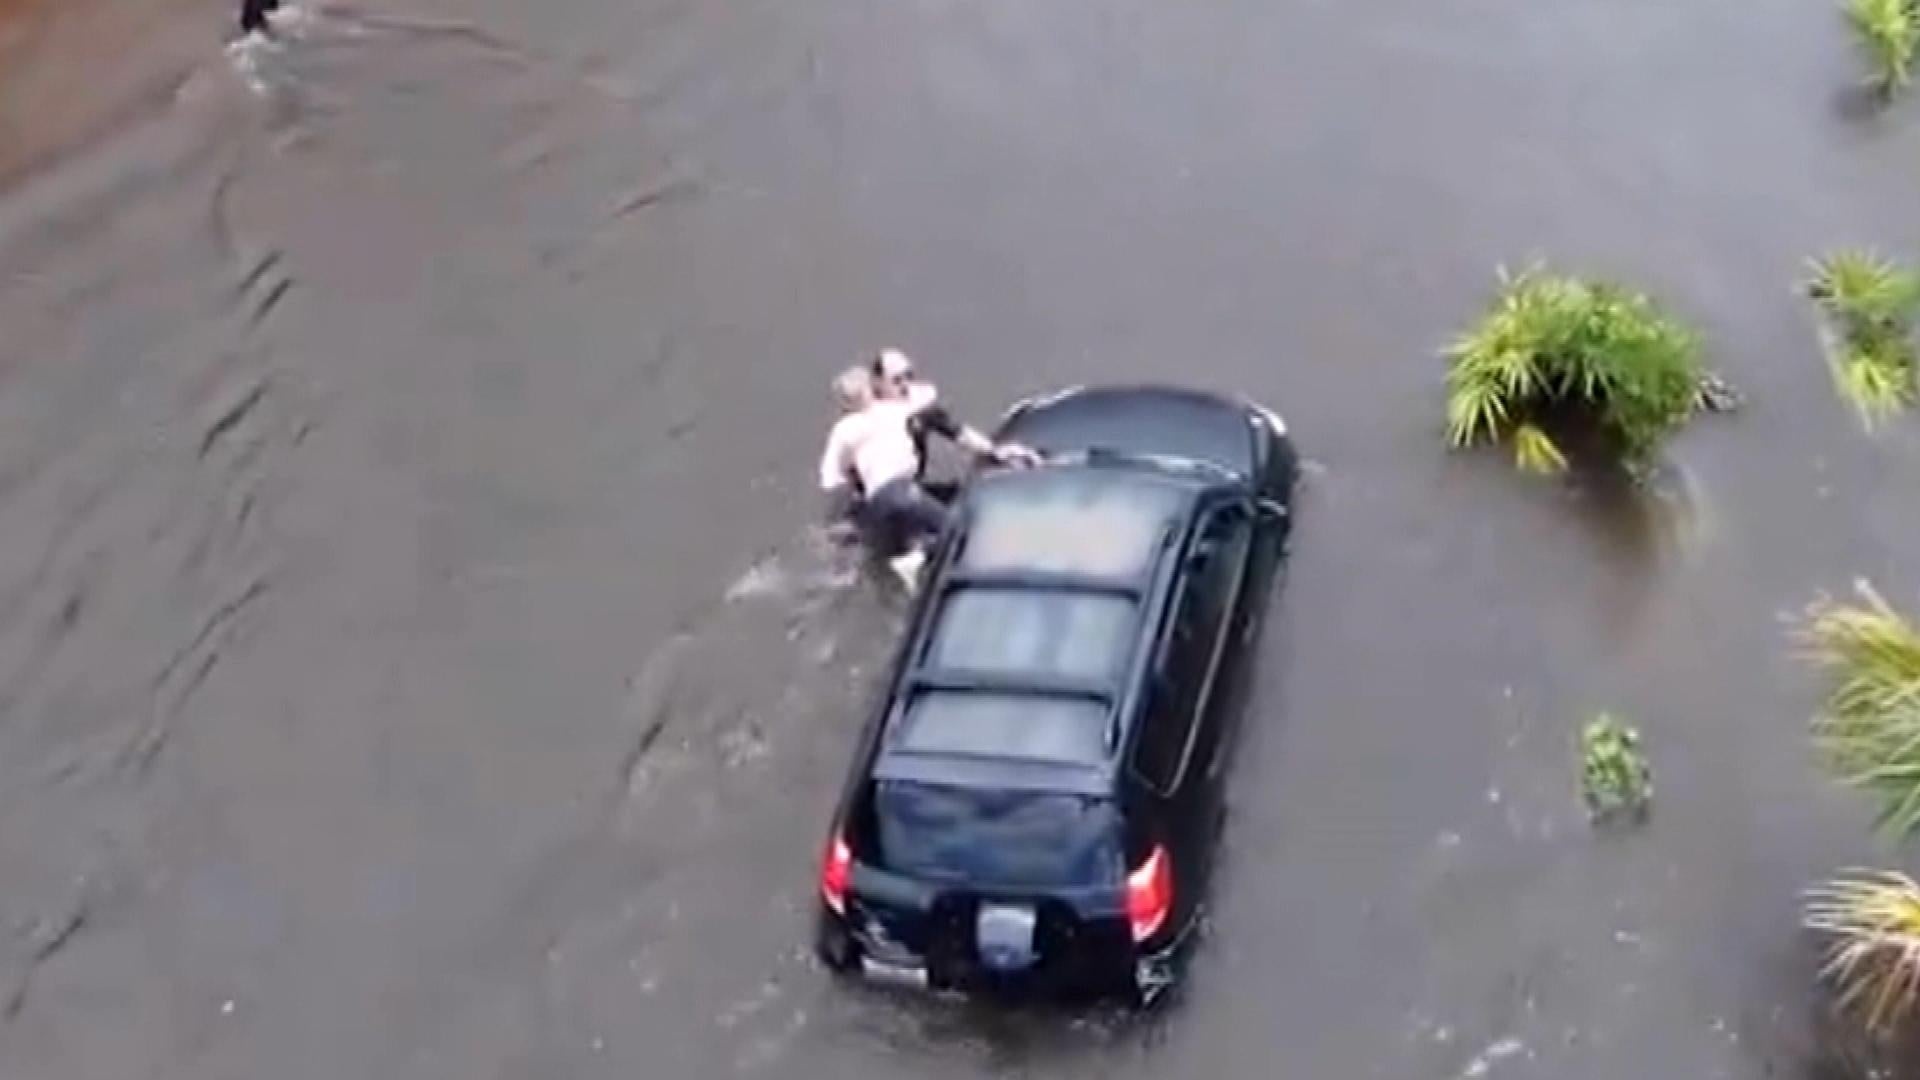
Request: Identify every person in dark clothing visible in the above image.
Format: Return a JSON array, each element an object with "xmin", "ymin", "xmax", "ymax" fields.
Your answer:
[{"xmin": 240, "ymin": 0, "xmax": 281, "ymax": 36}]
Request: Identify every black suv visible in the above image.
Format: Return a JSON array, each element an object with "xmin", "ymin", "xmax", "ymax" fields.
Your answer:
[{"xmin": 814, "ymin": 385, "xmax": 1297, "ymax": 1002}]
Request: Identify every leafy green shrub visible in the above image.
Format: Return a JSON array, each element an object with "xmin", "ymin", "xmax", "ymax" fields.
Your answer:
[
  {"xmin": 1800, "ymin": 581, "xmax": 1920, "ymax": 838},
  {"xmin": 1446, "ymin": 267, "xmax": 1703, "ymax": 476},
  {"xmin": 1580, "ymin": 713, "xmax": 1652, "ymax": 822},
  {"xmin": 1807, "ymin": 250, "xmax": 1920, "ymax": 428},
  {"xmin": 1844, "ymin": 0, "xmax": 1920, "ymax": 97},
  {"xmin": 1805, "ymin": 869, "xmax": 1920, "ymax": 1034}
]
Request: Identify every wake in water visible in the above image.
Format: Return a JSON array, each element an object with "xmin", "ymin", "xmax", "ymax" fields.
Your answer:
[{"xmin": 224, "ymin": 1, "xmax": 320, "ymax": 94}]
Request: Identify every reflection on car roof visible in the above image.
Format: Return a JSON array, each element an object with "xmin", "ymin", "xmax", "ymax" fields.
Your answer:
[
  {"xmin": 928, "ymin": 588, "xmax": 1136, "ymax": 685},
  {"xmin": 895, "ymin": 690, "xmax": 1110, "ymax": 766},
  {"xmin": 960, "ymin": 467, "xmax": 1190, "ymax": 580}
]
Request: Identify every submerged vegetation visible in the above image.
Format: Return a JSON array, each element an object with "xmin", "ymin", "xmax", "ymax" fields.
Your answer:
[
  {"xmin": 1801, "ymin": 583, "xmax": 1920, "ymax": 1036},
  {"xmin": 1800, "ymin": 581, "xmax": 1920, "ymax": 838},
  {"xmin": 1580, "ymin": 714, "xmax": 1652, "ymax": 822},
  {"xmin": 1844, "ymin": 0, "xmax": 1920, "ymax": 97},
  {"xmin": 1806, "ymin": 250, "xmax": 1920, "ymax": 428},
  {"xmin": 1445, "ymin": 267, "xmax": 1702, "ymax": 476},
  {"xmin": 1805, "ymin": 870, "xmax": 1920, "ymax": 1034}
]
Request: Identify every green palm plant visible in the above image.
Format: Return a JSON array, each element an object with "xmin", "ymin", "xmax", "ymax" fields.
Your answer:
[
  {"xmin": 1799, "ymin": 584, "xmax": 1920, "ymax": 1039},
  {"xmin": 1580, "ymin": 713, "xmax": 1651, "ymax": 822},
  {"xmin": 1444, "ymin": 266, "xmax": 1702, "ymax": 476},
  {"xmin": 1800, "ymin": 581, "xmax": 1920, "ymax": 838},
  {"xmin": 1805, "ymin": 870, "xmax": 1920, "ymax": 1034},
  {"xmin": 1808, "ymin": 250, "xmax": 1920, "ymax": 325},
  {"xmin": 1807, "ymin": 250, "xmax": 1920, "ymax": 427},
  {"xmin": 1844, "ymin": 0, "xmax": 1920, "ymax": 97}
]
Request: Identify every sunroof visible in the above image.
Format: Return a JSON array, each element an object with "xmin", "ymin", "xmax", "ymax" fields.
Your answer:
[
  {"xmin": 927, "ymin": 588, "xmax": 1135, "ymax": 683},
  {"xmin": 893, "ymin": 690, "xmax": 1109, "ymax": 765},
  {"xmin": 960, "ymin": 472, "xmax": 1184, "ymax": 578}
]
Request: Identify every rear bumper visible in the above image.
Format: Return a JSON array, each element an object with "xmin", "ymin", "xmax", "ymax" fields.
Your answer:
[{"xmin": 815, "ymin": 905, "xmax": 1180, "ymax": 1004}]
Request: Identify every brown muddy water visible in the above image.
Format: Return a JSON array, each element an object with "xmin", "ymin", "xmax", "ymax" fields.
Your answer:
[{"xmin": 3, "ymin": 0, "xmax": 1920, "ymax": 1076}]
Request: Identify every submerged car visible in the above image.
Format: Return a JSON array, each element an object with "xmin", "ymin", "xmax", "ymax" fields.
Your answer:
[{"xmin": 813, "ymin": 385, "xmax": 1297, "ymax": 1002}]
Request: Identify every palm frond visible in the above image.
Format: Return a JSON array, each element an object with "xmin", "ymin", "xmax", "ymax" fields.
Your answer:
[
  {"xmin": 1800, "ymin": 581, "xmax": 1920, "ymax": 837},
  {"xmin": 1805, "ymin": 869, "xmax": 1920, "ymax": 1033},
  {"xmin": 1808, "ymin": 250, "xmax": 1920, "ymax": 429},
  {"xmin": 1843, "ymin": 0, "xmax": 1920, "ymax": 96},
  {"xmin": 1832, "ymin": 337, "xmax": 1919, "ymax": 429},
  {"xmin": 1808, "ymin": 250, "xmax": 1920, "ymax": 326},
  {"xmin": 1511, "ymin": 422, "xmax": 1569, "ymax": 475},
  {"xmin": 1444, "ymin": 372, "xmax": 1510, "ymax": 448}
]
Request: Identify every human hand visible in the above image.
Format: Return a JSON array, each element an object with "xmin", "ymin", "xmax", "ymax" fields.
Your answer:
[{"xmin": 992, "ymin": 443, "xmax": 1043, "ymax": 468}]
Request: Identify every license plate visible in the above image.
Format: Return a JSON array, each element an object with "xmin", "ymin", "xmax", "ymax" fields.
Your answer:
[{"xmin": 975, "ymin": 902, "xmax": 1039, "ymax": 973}]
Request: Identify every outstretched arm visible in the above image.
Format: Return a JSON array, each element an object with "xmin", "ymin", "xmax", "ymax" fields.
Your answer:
[{"xmin": 913, "ymin": 404, "xmax": 1040, "ymax": 465}]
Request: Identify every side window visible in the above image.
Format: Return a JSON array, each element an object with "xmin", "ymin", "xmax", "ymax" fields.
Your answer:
[
  {"xmin": 1132, "ymin": 584, "xmax": 1202, "ymax": 794},
  {"xmin": 1187, "ymin": 503, "xmax": 1252, "ymax": 638},
  {"xmin": 1130, "ymin": 501, "xmax": 1254, "ymax": 794}
]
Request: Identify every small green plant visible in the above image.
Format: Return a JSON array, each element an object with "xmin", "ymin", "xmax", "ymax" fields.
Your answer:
[
  {"xmin": 1845, "ymin": 0, "xmax": 1920, "ymax": 97},
  {"xmin": 1805, "ymin": 869, "xmax": 1920, "ymax": 1034},
  {"xmin": 1580, "ymin": 713, "xmax": 1652, "ymax": 821},
  {"xmin": 1511, "ymin": 422, "xmax": 1570, "ymax": 475},
  {"xmin": 1807, "ymin": 250, "xmax": 1920, "ymax": 427},
  {"xmin": 1446, "ymin": 266, "xmax": 1703, "ymax": 477},
  {"xmin": 1800, "ymin": 581, "xmax": 1920, "ymax": 838}
]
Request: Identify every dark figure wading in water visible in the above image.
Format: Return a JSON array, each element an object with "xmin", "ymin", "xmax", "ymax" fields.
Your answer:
[{"xmin": 240, "ymin": 0, "xmax": 281, "ymax": 35}]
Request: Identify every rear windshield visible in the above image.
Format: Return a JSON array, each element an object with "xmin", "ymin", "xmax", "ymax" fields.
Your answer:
[
  {"xmin": 927, "ymin": 588, "xmax": 1135, "ymax": 683},
  {"xmin": 894, "ymin": 690, "xmax": 1109, "ymax": 765},
  {"xmin": 873, "ymin": 780, "xmax": 1123, "ymax": 888}
]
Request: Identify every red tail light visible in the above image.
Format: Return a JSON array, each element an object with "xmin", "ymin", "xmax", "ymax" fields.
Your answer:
[
  {"xmin": 1127, "ymin": 845, "xmax": 1173, "ymax": 942},
  {"xmin": 820, "ymin": 831, "xmax": 853, "ymax": 915}
]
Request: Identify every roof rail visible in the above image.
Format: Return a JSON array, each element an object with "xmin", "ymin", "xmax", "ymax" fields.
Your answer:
[
  {"xmin": 1044, "ymin": 446, "xmax": 1238, "ymax": 481},
  {"xmin": 940, "ymin": 566, "xmax": 1147, "ymax": 597}
]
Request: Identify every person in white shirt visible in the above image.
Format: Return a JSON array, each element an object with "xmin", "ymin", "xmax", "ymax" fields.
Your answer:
[
  {"xmin": 870, "ymin": 348, "xmax": 937, "ymax": 407},
  {"xmin": 866, "ymin": 349, "xmax": 946, "ymax": 496},
  {"xmin": 866, "ymin": 347, "xmax": 1039, "ymax": 480},
  {"xmin": 818, "ymin": 355, "xmax": 1036, "ymax": 587}
]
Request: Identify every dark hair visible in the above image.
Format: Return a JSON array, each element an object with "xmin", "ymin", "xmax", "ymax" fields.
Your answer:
[{"xmin": 870, "ymin": 349, "xmax": 915, "ymax": 380}]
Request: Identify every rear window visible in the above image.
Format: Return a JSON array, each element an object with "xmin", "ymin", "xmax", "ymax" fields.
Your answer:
[
  {"xmin": 927, "ymin": 588, "xmax": 1135, "ymax": 683},
  {"xmin": 893, "ymin": 691, "xmax": 1108, "ymax": 765},
  {"xmin": 873, "ymin": 780, "xmax": 1123, "ymax": 888}
]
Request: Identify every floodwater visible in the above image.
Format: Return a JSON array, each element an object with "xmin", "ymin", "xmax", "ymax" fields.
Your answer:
[{"xmin": 2, "ymin": 0, "xmax": 1919, "ymax": 1075}]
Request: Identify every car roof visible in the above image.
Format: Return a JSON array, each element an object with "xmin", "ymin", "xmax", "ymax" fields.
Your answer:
[
  {"xmin": 871, "ymin": 460, "xmax": 1215, "ymax": 794},
  {"xmin": 957, "ymin": 463, "xmax": 1199, "ymax": 579}
]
